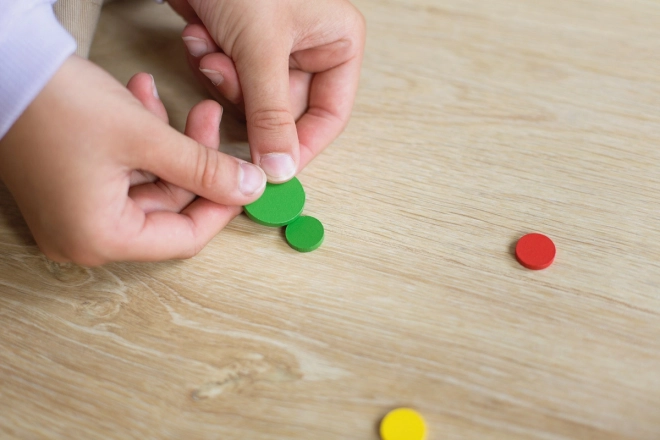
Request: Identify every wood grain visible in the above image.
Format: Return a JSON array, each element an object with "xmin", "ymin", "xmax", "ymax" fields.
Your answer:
[{"xmin": 2, "ymin": 0, "xmax": 660, "ymax": 438}]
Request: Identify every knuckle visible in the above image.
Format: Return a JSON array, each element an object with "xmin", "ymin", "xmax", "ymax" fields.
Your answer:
[
  {"xmin": 249, "ymin": 107, "xmax": 295, "ymax": 133},
  {"xmin": 195, "ymin": 147, "xmax": 223, "ymax": 192}
]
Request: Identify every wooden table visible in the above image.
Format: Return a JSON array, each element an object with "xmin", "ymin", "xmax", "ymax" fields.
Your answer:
[{"xmin": 2, "ymin": 0, "xmax": 660, "ymax": 438}]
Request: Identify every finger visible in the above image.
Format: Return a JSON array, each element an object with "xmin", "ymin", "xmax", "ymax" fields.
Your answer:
[
  {"xmin": 182, "ymin": 23, "xmax": 222, "ymax": 100},
  {"xmin": 199, "ymin": 52, "xmax": 312, "ymax": 121},
  {"xmin": 129, "ymin": 170, "xmax": 158, "ymax": 186},
  {"xmin": 132, "ymin": 119, "xmax": 266, "ymax": 206},
  {"xmin": 129, "ymin": 100, "xmax": 223, "ymax": 213},
  {"xmin": 291, "ymin": 34, "xmax": 365, "ymax": 169},
  {"xmin": 126, "ymin": 73, "xmax": 168, "ymax": 123},
  {"xmin": 182, "ymin": 25, "xmax": 241, "ymax": 112},
  {"xmin": 233, "ymin": 33, "xmax": 299, "ymax": 183},
  {"xmin": 126, "ymin": 73, "xmax": 169, "ymax": 185},
  {"xmin": 185, "ymin": 100, "xmax": 222, "ymax": 149},
  {"xmin": 166, "ymin": 0, "xmax": 202, "ymax": 25},
  {"xmin": 295, "ymin": 56, "xmax": 362, "ymax": 169},
  {"xmin": 109, "ymin": 195, "xmax": 242, "ymax": 262},
  {"xmin": 182, "ymin": 23, "xmax": 219, "ymax": 58},
  {"xmin": 184, "ymin": 22, "xmax": 309, "ymax": 120},
  {"xmin": 289, "ymin": 69, "xmax": 312, "ymax": 121},
  {"xmin": 199, "ymin": 52, "xmax": 243, "ymax": 105}
]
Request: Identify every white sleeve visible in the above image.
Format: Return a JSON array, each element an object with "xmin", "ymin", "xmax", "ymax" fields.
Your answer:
[{"xmin": 0, "ymin": 0, "xmax": 77, "ymax": 139}]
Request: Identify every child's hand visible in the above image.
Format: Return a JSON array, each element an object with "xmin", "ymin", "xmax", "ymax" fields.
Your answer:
[
  {"xmin": 169, "ymin": 0, "xmax": 366, "ymax": 183},
  {"xmin": 0, "ymin": 55, "xmax": 266, "ymax": 266}
]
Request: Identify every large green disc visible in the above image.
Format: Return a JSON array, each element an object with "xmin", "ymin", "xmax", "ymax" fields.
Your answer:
[{"xmin": 244, "ymin": 177, "xmax": 305, "ymax": 227}]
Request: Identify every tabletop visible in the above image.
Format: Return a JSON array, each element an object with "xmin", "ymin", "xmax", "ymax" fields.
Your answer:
[{"xmin": 2, "ymin": 0, "xmax": 660, "ymax": 438}]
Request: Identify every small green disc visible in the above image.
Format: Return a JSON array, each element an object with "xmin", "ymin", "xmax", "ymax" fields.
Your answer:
[
  {"xmin": 244, "ymin": 177, "xmax": 305, "ymax": 227},
  {"xmin": 285, "ymin": 216, "xmax": 324, "ymax": 252}
]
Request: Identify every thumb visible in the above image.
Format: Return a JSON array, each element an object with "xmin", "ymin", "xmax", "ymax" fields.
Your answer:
[
  {"xmin": 234, "ymin": 37, "xmax": 300, "ymax": 183},
  {"xmin": 137, "ymin": 124, "xmax": 267, "ymax": 206}
]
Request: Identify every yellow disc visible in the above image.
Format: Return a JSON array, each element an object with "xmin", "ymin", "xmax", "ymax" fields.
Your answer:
[{"xmin": 380, "ymin": 408, "xmax": 426, "ymax": 440}]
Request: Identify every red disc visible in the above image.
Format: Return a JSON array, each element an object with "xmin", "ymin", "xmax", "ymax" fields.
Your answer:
[{"xmin": 515, "ymin": 233, "xmax": 556, "ymax": 270}]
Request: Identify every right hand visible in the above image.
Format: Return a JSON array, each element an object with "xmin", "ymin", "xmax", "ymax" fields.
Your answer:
[
  {"xmin": 168, "ymin": 0, "xmax": 366, "ymax": 183},
  {"xmin": 0, "ymin": 55, "xmax": 266, "ymax": 266}
]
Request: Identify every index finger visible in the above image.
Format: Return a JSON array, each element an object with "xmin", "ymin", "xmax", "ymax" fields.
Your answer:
[{"xmin": 233, "ymin": 32, "xmax": 300, "ymax": 183}]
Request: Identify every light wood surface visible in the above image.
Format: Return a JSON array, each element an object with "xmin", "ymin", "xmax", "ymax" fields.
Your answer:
[{"xmin": 2, "ymin": 0, "xmax": 660, "ymax": 438}]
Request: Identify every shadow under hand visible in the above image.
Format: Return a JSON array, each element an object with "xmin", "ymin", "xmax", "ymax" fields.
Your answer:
[{"xmin": 0, "ymin": 180, "xmax": 37, "ymax": 249}]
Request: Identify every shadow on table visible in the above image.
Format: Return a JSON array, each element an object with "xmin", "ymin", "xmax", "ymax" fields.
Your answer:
[{"xmin": 0, "ymin": 181, "xmax": 35, "ymax": 248}]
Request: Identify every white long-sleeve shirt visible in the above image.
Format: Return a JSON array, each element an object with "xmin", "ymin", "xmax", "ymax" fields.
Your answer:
[{"xmin": 0, "ymin": 0, "xmax": 76, "ymax": 138}]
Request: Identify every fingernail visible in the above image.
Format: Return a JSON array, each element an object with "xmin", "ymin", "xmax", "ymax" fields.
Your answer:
[
  {"xmin": 199, "ymin": 68, "xmax": 224, "ymax": 86},
  {"xmin": 259, "ymin": 153, "xmax": 296, "ymax": 183},
  {"xmin": 149, "ymin": 74, "xmax": 159, "ymax": 99},
  {"xmin": 239, "ymin": 163, "xmax": 266, "ymax": 196},
  {"xmin": 182, "ymin": 36, "xmax": 208, "ymax": 57}
]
